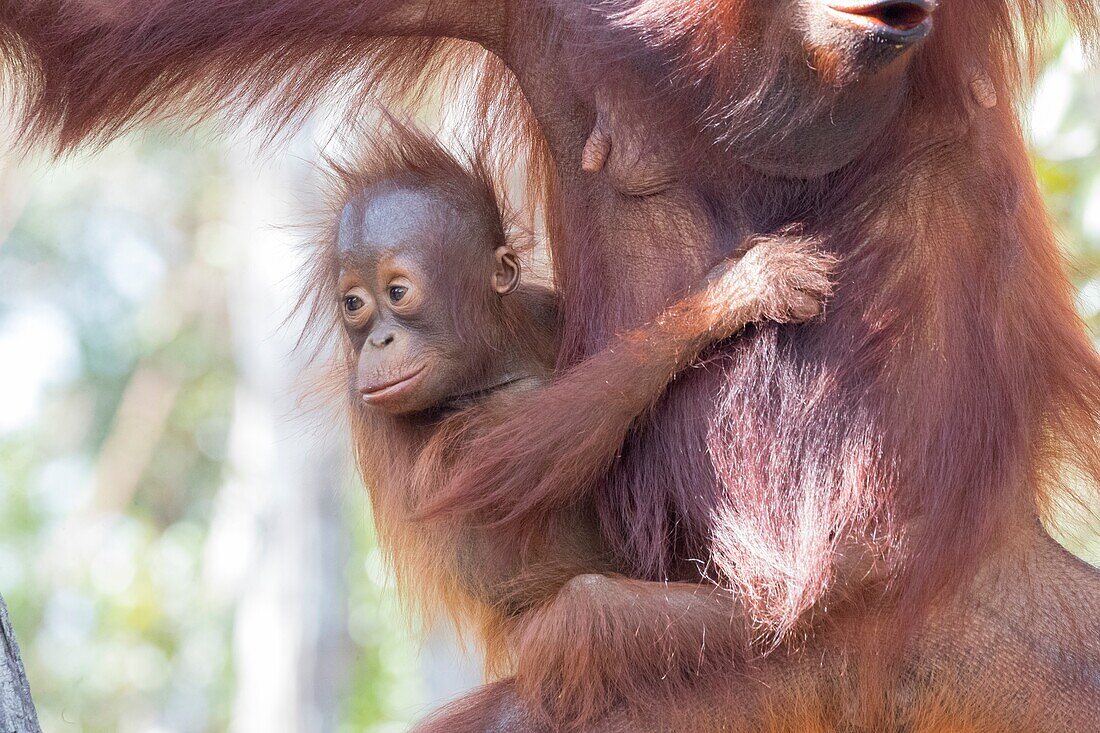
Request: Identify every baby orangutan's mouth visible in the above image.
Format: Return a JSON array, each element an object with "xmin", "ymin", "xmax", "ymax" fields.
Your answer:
[
  {"xmin": 360, "ymin": 366, "xmax": 427, "ymax": 406},
  {"xmin": 826, "ymin": 0, "xmax": 935, "ymax": 40}
]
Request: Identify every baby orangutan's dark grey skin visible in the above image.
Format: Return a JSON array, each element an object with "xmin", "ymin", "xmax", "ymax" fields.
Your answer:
[
  {"xmin": 309, "ymin": 121, "xmax": 833, "ymax": 728},
  {"xmin": 337, "ymin": 181, "xmax": 551, "ymax": 416}
]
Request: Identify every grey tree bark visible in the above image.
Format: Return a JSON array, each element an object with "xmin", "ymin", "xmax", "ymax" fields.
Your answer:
[{"xmin": 0, "ymin": 594, "xmax": 41, "ymax": 733}]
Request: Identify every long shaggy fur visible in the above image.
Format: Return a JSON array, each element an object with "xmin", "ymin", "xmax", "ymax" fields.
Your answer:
[{"xmin": 3, "ymin": 0, "xmax": 1100, "ymax": 728}]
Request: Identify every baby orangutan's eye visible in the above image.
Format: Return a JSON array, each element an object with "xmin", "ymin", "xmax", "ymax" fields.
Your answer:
[
  {"xmin": 388, "ymin": 284, "xmax": 408, "ymax": 304},
  {"xmin": 384, "ymin": 276, "xmax": 416, "ymax": 309},
  {"xmin": 340, "ymin": 286, "xmax": 372, "ymax": 324}
]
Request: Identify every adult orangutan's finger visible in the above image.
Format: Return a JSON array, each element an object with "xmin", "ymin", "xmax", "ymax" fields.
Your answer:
[
  {"xmin": 581, "ymin": 114, "xmax": 612, "ymax": 173},
  {"xmin": 970, "ymin": 68, "xmax": 998, "ymax": 109}
]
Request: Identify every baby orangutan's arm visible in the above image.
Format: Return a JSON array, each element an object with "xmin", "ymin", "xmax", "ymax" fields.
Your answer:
[{"xmin": 417, "ymin": 232, "xmax": 836, "ymax": 526}]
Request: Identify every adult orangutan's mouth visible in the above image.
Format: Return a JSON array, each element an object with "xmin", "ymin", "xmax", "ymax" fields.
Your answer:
[{"xmin": 826, "ymin": 0, "xmax": 935, "ymax": 40}]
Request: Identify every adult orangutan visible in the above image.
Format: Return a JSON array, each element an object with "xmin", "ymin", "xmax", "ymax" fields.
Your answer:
[{"xmin": 3, "ymin": 0, "xmax": 1100, "ymax": 730}]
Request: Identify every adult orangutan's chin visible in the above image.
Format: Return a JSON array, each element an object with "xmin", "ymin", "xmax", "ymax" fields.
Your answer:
[
  {"xmin": 719, "ymin": 0, "xmax": 932, "ymax": 178},
  {"xmin": 721, "ymin": 57, "xmax": 912, "ymax": 179}
]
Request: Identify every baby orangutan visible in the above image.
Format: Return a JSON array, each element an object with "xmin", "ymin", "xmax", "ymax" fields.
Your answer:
[{"xmin": 304, "ymin": 120, "xmax": 835, "ymax": 727}]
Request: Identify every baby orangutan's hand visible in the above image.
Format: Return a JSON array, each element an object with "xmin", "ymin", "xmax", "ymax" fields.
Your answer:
[{"xmin": 705, "ymin": 232, "xmax": 837, "ymax": 338}]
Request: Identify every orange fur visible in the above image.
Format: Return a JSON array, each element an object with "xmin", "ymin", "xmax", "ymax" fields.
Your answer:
[{"xmin": 3, "ymin": 1, "xmax": 1099, "ymax": 729}]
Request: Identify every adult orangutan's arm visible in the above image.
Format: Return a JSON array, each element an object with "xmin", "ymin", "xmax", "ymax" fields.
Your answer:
[
  {"xmin": 418, "ymin": 233, "xmax": 835, "ymax": 525},
  {"xmin": 910, "ymin": 522, "xmax": 1100, "ymax": 733},
  {"xmin": 0, "ymin": 0, "xmax": 506, "ymax": 149}
]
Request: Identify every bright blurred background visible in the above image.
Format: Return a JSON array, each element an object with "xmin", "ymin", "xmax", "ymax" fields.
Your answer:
[{"xmin": 1, "ymin": 31, "xmax": 1098, "ymax": 733}]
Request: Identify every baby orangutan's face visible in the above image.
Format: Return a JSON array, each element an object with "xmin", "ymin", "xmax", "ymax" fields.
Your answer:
[{"xmin": 335, "ymin": 184, "xmax": 521, "ymax": 415}]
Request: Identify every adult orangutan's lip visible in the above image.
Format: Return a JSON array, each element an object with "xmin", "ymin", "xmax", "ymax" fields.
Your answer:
[
  {"xmin": 360, "ymin": 366, "xmax": 426, "ymax": 404},
  {"xmin": 826, "ymin": 0, "xmax": 936, "ymax": 41}
]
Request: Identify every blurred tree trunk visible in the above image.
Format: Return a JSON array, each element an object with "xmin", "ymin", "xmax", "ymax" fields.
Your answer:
[
  {"xmin": 0, "ymin": 594, "xmax": 41, "ymax": 733},
  {"xmin": 203, "ymin": 128, "xmax": 350, "ymax": 733}
]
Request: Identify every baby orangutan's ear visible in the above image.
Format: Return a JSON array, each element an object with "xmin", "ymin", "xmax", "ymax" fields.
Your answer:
[{"xmin": 492, "ymin": 245, "xmax": 522, "ymax": 295}]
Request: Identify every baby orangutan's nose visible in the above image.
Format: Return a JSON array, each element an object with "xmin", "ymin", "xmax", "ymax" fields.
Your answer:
[
  {"xmin": 368, "ymin": 331, "xmax": 395, "ymax": 348},
  {"xmin": 825, "ymin": 0, "xmax": 936, "ymax": 44}
]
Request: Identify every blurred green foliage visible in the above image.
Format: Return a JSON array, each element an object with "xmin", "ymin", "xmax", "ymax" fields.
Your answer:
[
  {"xmin": 1, "ymin": 137, "xmax": 239, "ymax": 731},
  {"xmin": 0, "ymin": 132, "xmax": 422, "ymax": 731}
]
